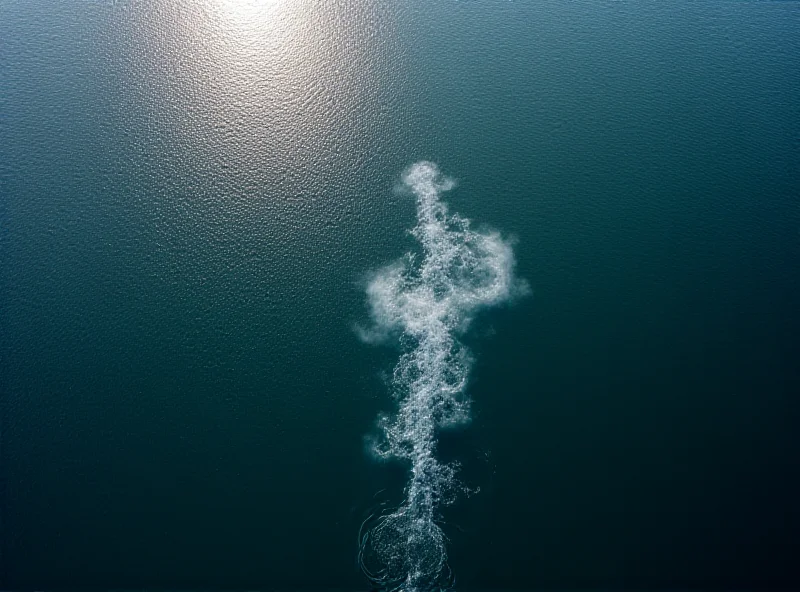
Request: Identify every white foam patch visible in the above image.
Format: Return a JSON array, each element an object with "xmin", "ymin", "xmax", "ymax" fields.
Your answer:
[{"xmin": 359, "ymin": 162, "xmax": 527, "ymax": 591}]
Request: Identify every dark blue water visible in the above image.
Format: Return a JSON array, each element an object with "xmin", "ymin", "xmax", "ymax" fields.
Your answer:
[{"xmin": 2, "ymin": 0, "xmax": 799, "ymax": 589}]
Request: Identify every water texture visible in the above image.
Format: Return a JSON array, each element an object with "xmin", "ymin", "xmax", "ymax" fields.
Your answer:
[{"xmin": 3, "ymin": 1, "xmax": 799, "ymax": 589}]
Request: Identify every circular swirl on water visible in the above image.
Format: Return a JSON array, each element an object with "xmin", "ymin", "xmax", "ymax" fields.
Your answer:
[
  {"xmin": 359, "ymin": 505, "xmax": 454, "ymax": 592},
  {"xmin": 359, "ymin": 162, "xmax": 527, "ymax": 591}
]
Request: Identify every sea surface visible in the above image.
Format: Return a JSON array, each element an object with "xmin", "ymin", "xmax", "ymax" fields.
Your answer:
[{"xmin": 2, "ymin": 0, "xmax": 799, "ymax": 589}]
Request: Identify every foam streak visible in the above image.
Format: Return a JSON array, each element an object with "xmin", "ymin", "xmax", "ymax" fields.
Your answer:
[{"xmin": 359, "ymin": 162, "xmax": 526, "ymax": 591}]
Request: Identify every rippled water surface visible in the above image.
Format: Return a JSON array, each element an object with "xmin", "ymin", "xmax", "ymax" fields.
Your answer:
[{"xmin": 3, "ymin": 0, "xmax": 799, "ymax": 589}]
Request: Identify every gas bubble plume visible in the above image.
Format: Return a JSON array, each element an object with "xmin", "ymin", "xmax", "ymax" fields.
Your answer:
[{"xmin": 358, "ymin": 162, "xmax": 527, "ymax": 591}]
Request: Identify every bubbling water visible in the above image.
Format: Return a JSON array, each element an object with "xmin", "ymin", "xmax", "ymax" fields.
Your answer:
[{"xmin": 358, "ymin": 162, "xmax": 526, "ymax": 591}]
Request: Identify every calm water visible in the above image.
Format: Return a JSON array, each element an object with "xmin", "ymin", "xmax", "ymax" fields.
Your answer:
[{"xmin": 2, "ymin": 0, "xmax": 799, "ymax": 589}]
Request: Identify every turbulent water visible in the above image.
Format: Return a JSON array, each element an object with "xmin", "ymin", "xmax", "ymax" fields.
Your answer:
[{"xmin": 358, "ymin": 162, "xmax": 527, "ymax": 591}]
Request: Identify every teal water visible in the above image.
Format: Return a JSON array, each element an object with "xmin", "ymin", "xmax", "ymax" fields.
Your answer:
[{"xmin": 2, "ymin": 0, "xmax": 799, "ymax": 589}]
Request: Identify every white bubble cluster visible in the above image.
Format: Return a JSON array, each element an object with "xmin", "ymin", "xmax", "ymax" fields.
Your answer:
[{"xmin": 359, "ymin": 162, "xmax": 526, "ymax": 591}]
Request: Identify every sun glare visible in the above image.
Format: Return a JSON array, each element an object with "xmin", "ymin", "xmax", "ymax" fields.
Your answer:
[{"xmin": 214, "ymin": 0, "xmax": 286, "ymax": 31}]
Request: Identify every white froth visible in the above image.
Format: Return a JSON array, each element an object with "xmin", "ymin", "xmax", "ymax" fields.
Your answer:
[{"xmin": 360, "ymin": 162, "xmax": 526, "ymax": 592}]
